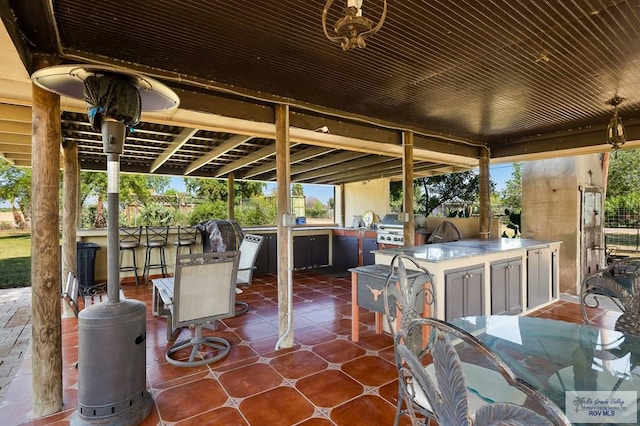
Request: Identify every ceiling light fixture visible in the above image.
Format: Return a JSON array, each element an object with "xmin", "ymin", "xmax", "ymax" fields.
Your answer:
[
  {"xmin": 322, "ymin": 0, "xmax": 387, "ymax": 51},
  {"xmin": 606, "ymin": 95, "xmax": 626, "ymax": 150}
]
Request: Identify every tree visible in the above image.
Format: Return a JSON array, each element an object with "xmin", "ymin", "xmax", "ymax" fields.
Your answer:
[
  {"xmin": 80, "ymin": 171, "xmax": 170, "ymax": 227},
  {"xmin": 606, "ymin": 150, "xmax": 640, "ymax": 199},
  {"xmin": 0, "ymin": 159, "xmax": 31, "ymax": 228},
  {"xmin": 292, "ymin": 183, "xmax": 304, "ymax": 197},
  {"xmin": 415, "ymin": 170, "xmax": 490, "ymax": 217},
  {"xmin": 184, "ymin": 177, "xmax": 265, "ymax": 201},
  {"xmin": 499, "ymin": 162, "xmax": 522, "ymax": 210},
  {"xmin": 604, "ymin": 150, "xmax": 640, "ymax": 224}
]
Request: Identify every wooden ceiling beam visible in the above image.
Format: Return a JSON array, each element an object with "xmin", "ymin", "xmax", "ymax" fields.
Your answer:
[
  {"xmin": 0, "ymin": 103, "xmax": 31, "ymax": 122},
  {"xmin": 311, "ymin": 160, "xmax": 403, "ymax": 184},
  {"xmin": 184, "ymin": 134, "xmax": 254, "ymax": 175},
  {"xmin": 214, "ymin": 144, "xmax": 276, "ymax": 177},
  {"xmin": 150, "ymin": 127, "xmax": 198, "ymax": 173},
  {"xmin": 242, "ymin": 146, "xmax": 333, "ymax": 178},
  {"xmin": 0, "ymin": 120, "xmax": 31, "ymax": 135},
  {"xmin": 0, "ymin": 143, "xmax": 30, "ymax": 154},
  {"xmin": 0, "ymin": 133, "xmax": 31, "ymax": 145},
  {"xmin": 293, "ymin": 155, "xmax": 396, "ymax": 181},
  {"xmin": 290, "ymin": 151, "xmax": 366, "ymax": 175}
]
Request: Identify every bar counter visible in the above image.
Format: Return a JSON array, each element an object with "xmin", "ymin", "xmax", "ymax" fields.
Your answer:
[{"xmin": 373, "ymin": 238, "xmax": 562, "ymax": 319}]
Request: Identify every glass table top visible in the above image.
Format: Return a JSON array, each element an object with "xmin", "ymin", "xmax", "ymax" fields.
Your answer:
[{"xmin": 450, "ymin": 315, "xmax": 640, "ymax": 424}]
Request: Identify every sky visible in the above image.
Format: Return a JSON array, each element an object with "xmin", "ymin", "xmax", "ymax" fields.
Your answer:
[{"xmin": 489, "ymin": 163, "xmax": 514, "ymax": 193}]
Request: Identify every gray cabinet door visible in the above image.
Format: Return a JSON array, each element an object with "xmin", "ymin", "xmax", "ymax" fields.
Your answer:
[
  {"xmin": 490, "ymin": 258, "xmax": 522, "ymax": 315},
  {"xmin": 255, "ymin": 233, "xmax": 277, "ymax": 274},
  {"xmin": 445, "ymin": 265, "xmax": 484, "ymax": 321},
  {"xmin": 293, "ymin": 236, "xmax": 312, "ymax": 269},
  {"xmin": 527, "ymin": 247, "xmax": 551, "ymax": 308},
  {"xmin": 332, "ymin": 236, "xmax": 358, "ymax": 269},
  {"xmin": 312, "ymin": 235, "xmax": 329, "ymax": 267},
  {"xmin": 362, "ymin": 238, "xmax": 378, "ymax": 266},
  {"xmin": 294, "ymin": 235, "xmax": 329, "ymax": 269}
]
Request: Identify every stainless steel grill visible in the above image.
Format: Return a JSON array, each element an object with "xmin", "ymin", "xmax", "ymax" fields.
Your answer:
[{"xmin": 376, "ymin": 213, "xmax": 405, "ymax": 246}]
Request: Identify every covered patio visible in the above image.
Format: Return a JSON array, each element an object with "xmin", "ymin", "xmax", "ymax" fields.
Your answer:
[
  {"xmin": 2, "ymin": 1, "xmax": 640, "ymax": 423},
  {"xmin": 0, "ymin": 271, "xmax": 618, "ymax": 426}
]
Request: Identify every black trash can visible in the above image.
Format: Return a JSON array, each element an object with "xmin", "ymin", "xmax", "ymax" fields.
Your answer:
[
  {"xmin": 77, "ymin": 242, "xmax": 101, "ymax": 295},
  {"xmin": 197, "ymin": 219, "xmax": 243, "ymax": 252}
]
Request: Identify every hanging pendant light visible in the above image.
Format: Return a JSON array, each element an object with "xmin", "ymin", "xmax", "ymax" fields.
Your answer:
[
  {"xmin": 322, "ymin": 0, "xmax": 387, "ymax": 51},
  {"xmin": 606, "ymin": 96, "xmax": 626, "ymax": 150}
]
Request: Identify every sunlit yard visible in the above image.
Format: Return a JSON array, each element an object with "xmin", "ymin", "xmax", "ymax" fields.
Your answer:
[{"xmin": 0, "ymin": 231, "xmax": 31, "ymax": 289}]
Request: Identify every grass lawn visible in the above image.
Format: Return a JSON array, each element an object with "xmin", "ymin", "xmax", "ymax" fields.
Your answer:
[{"xmin": 0, "ymin": 231, "xmax": 31, "ymax": 289}]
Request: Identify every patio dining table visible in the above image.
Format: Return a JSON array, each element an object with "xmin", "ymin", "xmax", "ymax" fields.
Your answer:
[{"xmin": 450, "ymin": 315, "xmax": 640, "ymax": 425}]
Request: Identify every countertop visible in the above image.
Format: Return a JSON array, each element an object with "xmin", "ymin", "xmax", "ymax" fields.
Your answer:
[{"xmin": 372, "ymin": 238, "xmax": 560, "ymax": 263}]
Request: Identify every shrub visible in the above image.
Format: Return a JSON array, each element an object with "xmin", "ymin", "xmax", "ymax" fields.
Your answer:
[
  {"xmin": 236, "ymin": 197, "xmax": 277, "ymax": 226},
  {"xmin": 0, "ymin": 221, "xmax": 14, "ymax": 231},
  {"xmin": 139, "ymin": 203, "xmax": 177, "ymax": 225},
  {"xmin": 188, "ymin": 201, "xmax": 228, "ymax": 225}
]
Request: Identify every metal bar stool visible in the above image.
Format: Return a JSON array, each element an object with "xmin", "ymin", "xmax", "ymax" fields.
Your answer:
[
  {"xmin": 119, "ymin": 226, "xmax": 142, "ymax": 286},
  {"xmin": 143, "ymin": 225, "xmax": 169, "ymax": 284},
  {"xmin": 173, "ymin": 225, "xmax": 199, "ymax": 255}
]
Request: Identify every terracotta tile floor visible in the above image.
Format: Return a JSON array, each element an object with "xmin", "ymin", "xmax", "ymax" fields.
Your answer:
[{"xmin": 0, "ymin": 271, "xmax": 620, "ymax": 426}]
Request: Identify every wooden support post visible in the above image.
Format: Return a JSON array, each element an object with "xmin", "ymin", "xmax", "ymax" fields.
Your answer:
[
  {"xmin": 31, "ymin": 79, "xmax": 63, "ymax": 417},
  {"xmin": 403, "ymin": 131, "xmax": 415, "ymax": 246},
  {"xmin": 479, "ymin": 147, "xmax": 491, "ymax": 239},
  {"xmin": 62, "ymin": 141, "xmax": 79, "ymax": 285},
  {"xmin": 227, "ymin": 172, "xmax": 235, "ymax": 220},
  {"xmin": 275, "ymin": 104, "xmax": 293, "ymax": 348}
]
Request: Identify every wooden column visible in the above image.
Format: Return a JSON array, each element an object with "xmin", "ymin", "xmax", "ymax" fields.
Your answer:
[
  {"xmin": 275, "ymin": 104, "xmax": 293, "ymax": 348},
  {"xmin": 62, "ymin": 141, "xmax": 79, "ymax": 285},
  {"xmin": 402, "ymin": 131, "xmax": 415, "ymax": 246},
  {"xmin": 227, "ymin": 172, "xmax": 235, "ymax": 220},
  {"xmin": 31, "ymin": 78, "xmax": 63, "ymax": 416},
  {"xmin": 479, "ymin": 147, "xmax": 491, "ymax": 239}
]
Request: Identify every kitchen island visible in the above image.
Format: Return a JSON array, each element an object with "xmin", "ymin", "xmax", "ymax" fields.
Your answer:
[{"xmin": 372, "ymin": 238, "xmax": 561, "ymax": 320}]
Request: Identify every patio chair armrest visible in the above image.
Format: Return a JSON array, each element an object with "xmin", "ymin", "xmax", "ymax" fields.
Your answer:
[{"xmin": 159, "ymin": 288, "xmax": 174, "ymax": 306}]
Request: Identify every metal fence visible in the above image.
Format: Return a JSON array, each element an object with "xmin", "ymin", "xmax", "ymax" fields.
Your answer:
[{"xmin": 605, "ymin": 207, "xmax": 640, "ymax": 254}]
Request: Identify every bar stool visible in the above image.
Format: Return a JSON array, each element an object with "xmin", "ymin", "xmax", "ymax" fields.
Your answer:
[
  {"xmin": 173, "ymin": 225, "xmax": 199, "ymax": 255},
  {"xmin": 119, "ymin": 226, "xmax": 142, "ymax": 286},
  {"xmin": 143, "ymin": 225, "xmax": 169, "ymax": 284}
]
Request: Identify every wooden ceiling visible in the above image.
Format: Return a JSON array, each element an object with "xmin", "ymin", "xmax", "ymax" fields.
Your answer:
[{"xmin": 2, "ymin": 0, "xmax": 640, "ymax": 183}]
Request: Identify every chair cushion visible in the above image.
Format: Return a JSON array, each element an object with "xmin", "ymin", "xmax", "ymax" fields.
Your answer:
[
  {"xmin": 146, "ymin": 241, "xmax": 167, "ymax": 247},
  {"xmin": 411, "ymin": 362, "xmax": 527, "ymax": 414},
  {"xmin": 120, "ymin": 241, "xmax": 139, "ymax": 249}
]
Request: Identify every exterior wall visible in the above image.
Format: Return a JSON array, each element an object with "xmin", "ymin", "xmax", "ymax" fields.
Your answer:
[
  {"xmin": 522, "ymin": 155, "xmax": 604, "ymax": 295},
  {"xmin": 425, "ymin": 217, "xmax": 500, "ymax": 239},
  {"xmin": 344, "ymin": 178, "xmax": 390, "ymax": 225}
]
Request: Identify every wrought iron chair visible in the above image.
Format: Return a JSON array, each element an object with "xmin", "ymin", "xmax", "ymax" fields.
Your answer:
[
  {"xmin": 160, "ymin": 251, "xmax": 240, "ymax": 367},
  {"xmin": 143, "ymin": 225, "xmax": 170, "ymax": 284},
  {"xmin": 61, "ymin": 271, "xmax": 81, "ymax": 318},
  {"xmin": 173, "ymin": 225, "xmax": 199, "ymax": 255},
  {"xmin": 580, "ymin": 258, "xmax": 640, "ymax": 335},
  {"xmin": 383, "ymin": 254, "xmax": 569, "ymax": 426},
  {"xmin": 61, "ymin": 271, "xmax": 123, "ymax": 319},
  {"xmin": 395, "ymin": 318, "xmax": 571, "ymax": 425},
  {"xmin": 119, "ymin": 226, "xmax": 142, "ymax": 286},
  {"xmin": 383, "ymin": 254, "xmax": 437, "ymax": 425}
]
